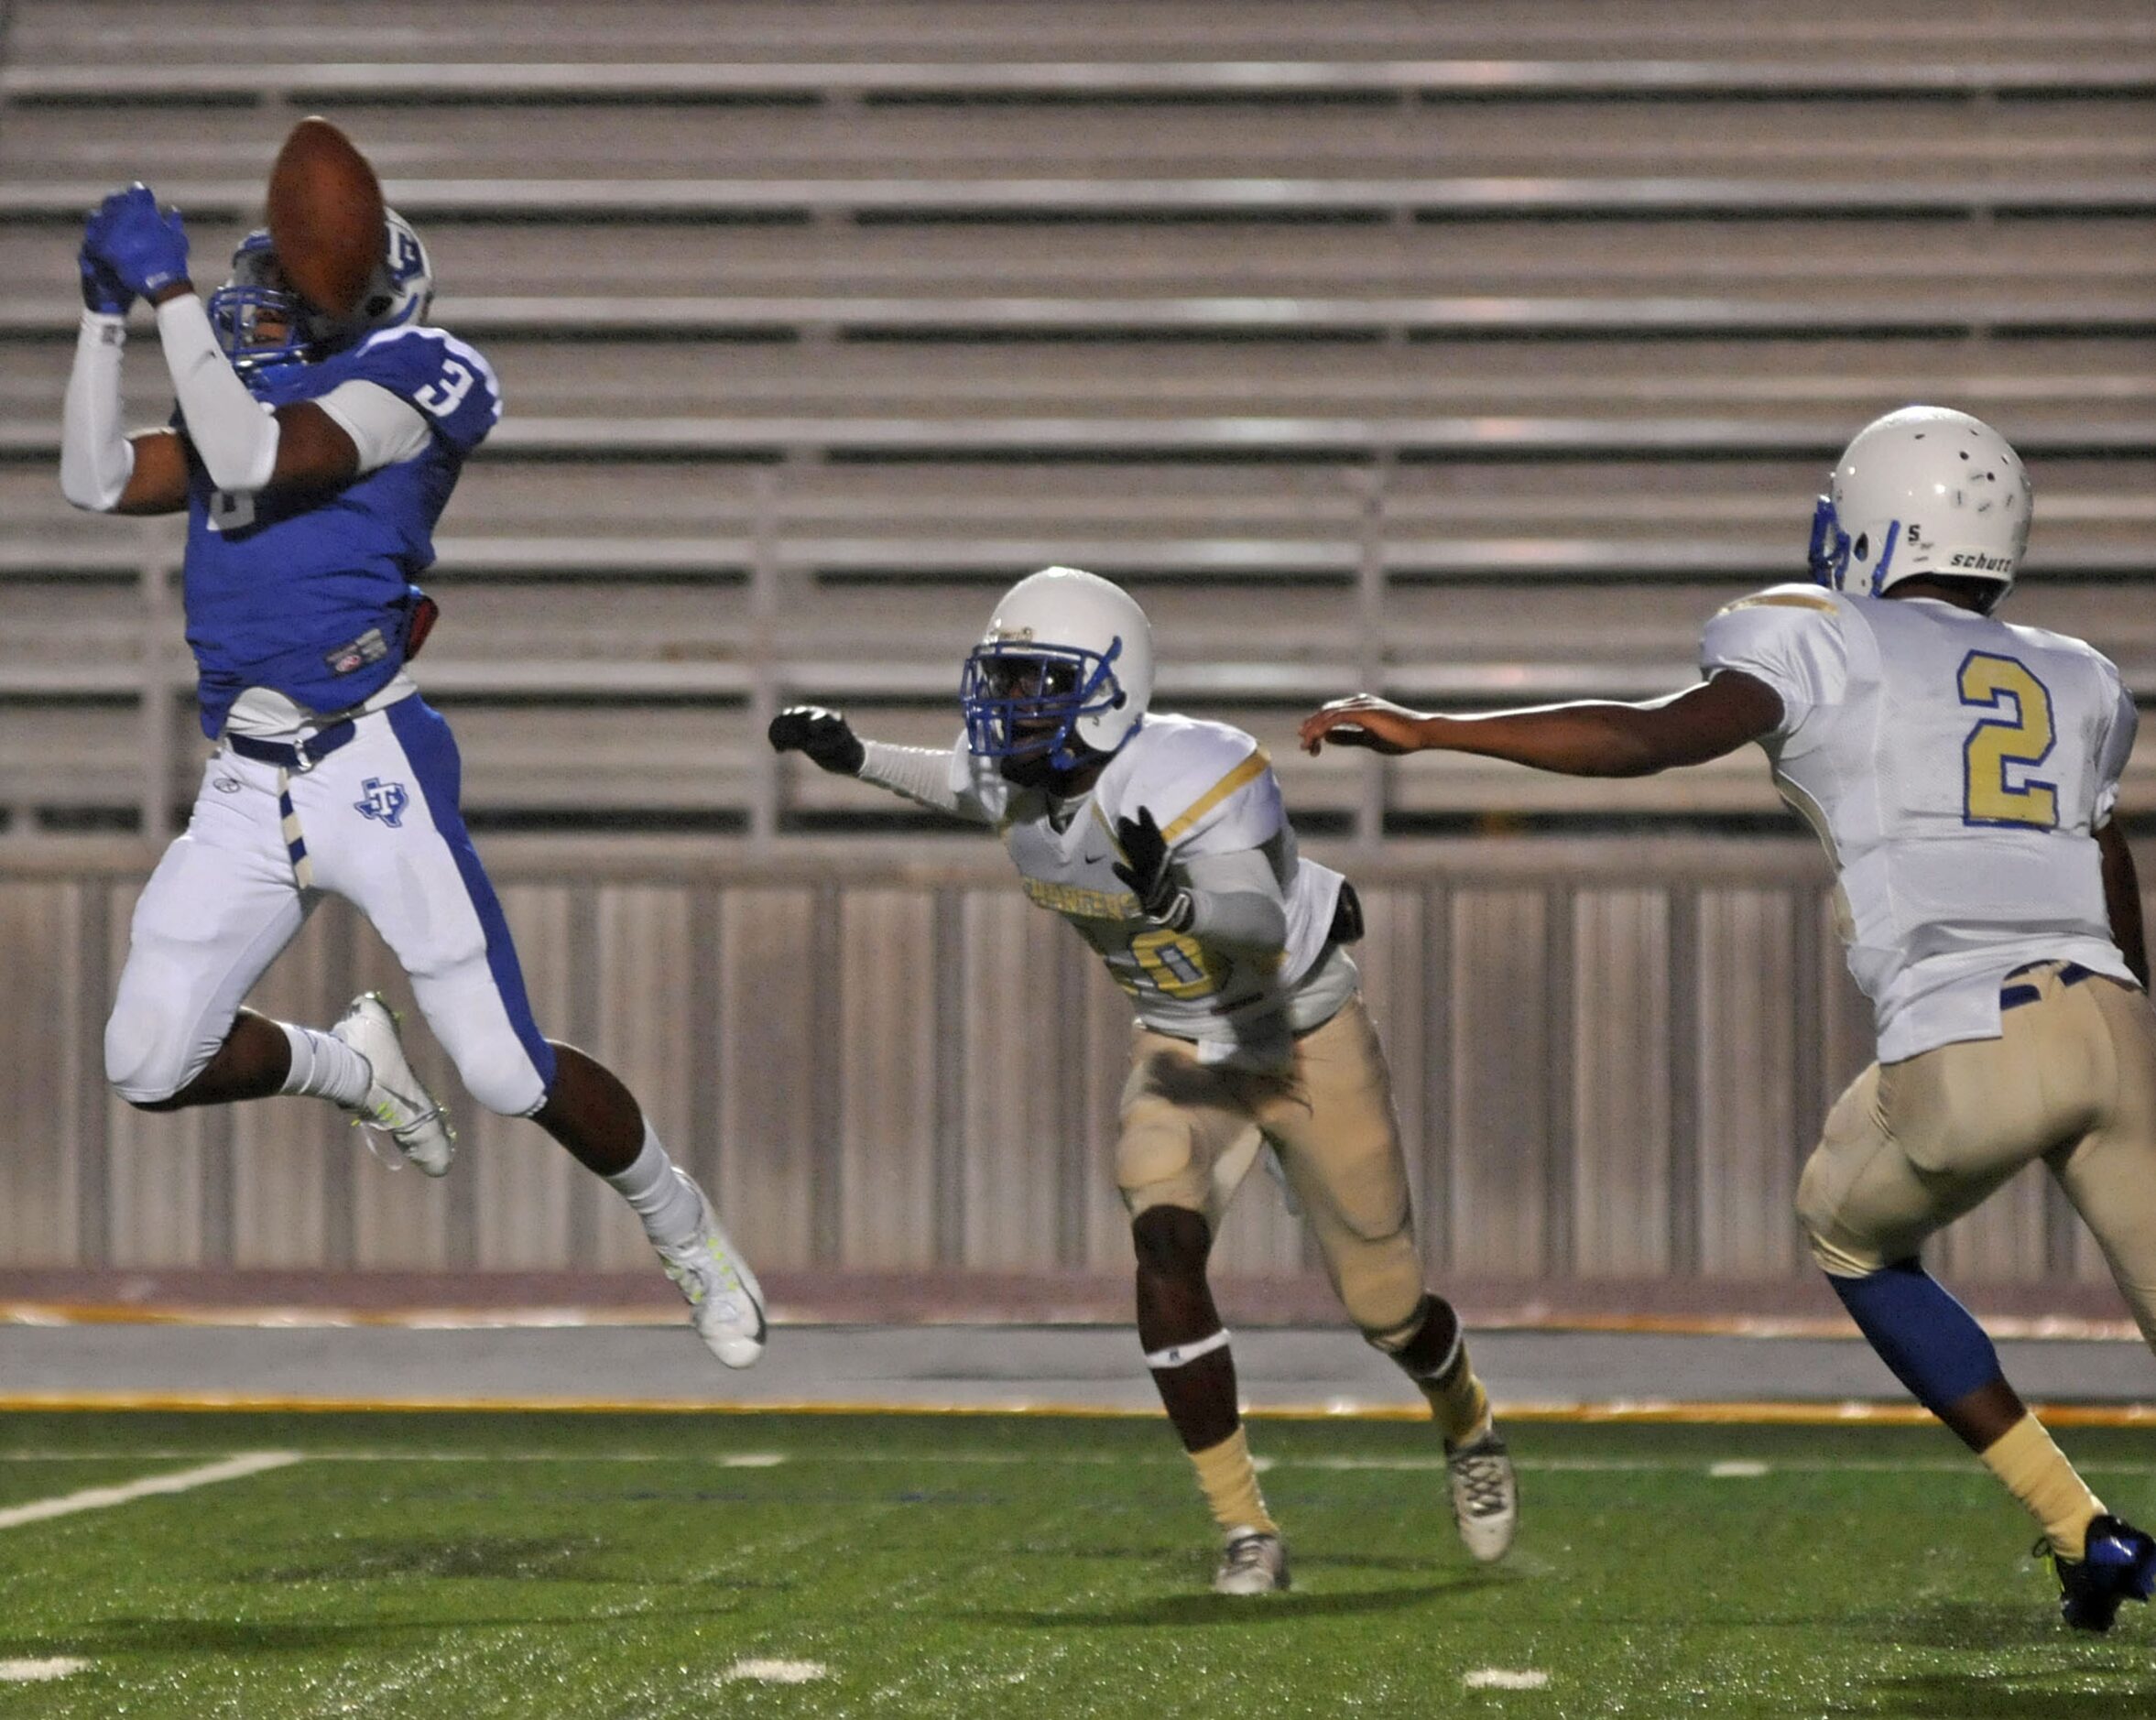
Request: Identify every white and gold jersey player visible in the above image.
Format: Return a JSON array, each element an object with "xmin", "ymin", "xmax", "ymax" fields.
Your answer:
[
  {"xmin": 1301, "ymin": 407, "xmax": 2156, "ymax": 1634},
  {"xmin": 770, "ymin": 566, "xmax": 1517, "ymax": 1594}
]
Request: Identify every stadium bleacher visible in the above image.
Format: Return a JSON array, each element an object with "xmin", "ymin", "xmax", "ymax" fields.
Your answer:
[{"xmin": 1, "ymin": 0, "xmax": 2150, "ymax": 840}]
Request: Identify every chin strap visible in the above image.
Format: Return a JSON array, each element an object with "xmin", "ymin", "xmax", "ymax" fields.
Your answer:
[{"xmin": 1867, "ymin": 522, "xmax": 1902, "ymax": 595}]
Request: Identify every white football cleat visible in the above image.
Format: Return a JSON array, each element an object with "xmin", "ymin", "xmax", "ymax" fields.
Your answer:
[
  {"xmin": 654, "ymin": 1169, "xmax": 768, "ymax": 1369},
  {"xmin": 1445, "ymin": 1425, "xmax": 1519, "ymax": 1563},
  {"xmin": 332, "ymin": 992, "xmax": 454, "ymax": 1177},
  {"xmin": 1213, "ymin": 1529, "xmax": 1290, "ymax": 1595}
]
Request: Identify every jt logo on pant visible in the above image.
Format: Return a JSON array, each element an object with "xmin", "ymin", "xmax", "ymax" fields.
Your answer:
[{"xmin": 354, "ymin": 778, "xmax": 410, "ymax": 828}]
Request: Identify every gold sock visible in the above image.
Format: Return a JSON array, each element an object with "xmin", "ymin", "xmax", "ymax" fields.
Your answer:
[
  {"xmin": 1189, "ymin": 1426, "xmax": 1276, "ymax": 1538},
  {"xmin": 1420, "ymin": 1345, "xmax": 1492, "ymax": 1445},
  {"xmin": 1980, "ymin": 1413, "xmax": 2105, "ymax": 1560}
]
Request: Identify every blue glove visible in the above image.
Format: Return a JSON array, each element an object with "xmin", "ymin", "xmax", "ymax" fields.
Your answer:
[
  {"xmin": 78, "ymin": 202, "xmax": 135, "ymax": 315},
  {"xmin": 86, "ymin": 183, "xmax": 190, "ymax": 301}
]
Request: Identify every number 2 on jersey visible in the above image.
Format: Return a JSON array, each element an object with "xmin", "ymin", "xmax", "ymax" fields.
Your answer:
[{"xmin": 1959, "ymin": 652, "xmax": 2057, "ymax": 828}]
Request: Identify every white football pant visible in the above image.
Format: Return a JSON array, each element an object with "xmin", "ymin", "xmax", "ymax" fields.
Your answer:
[{"xmin": 104, "ymin": 695, "xmax": 556, "ymax": 1115}]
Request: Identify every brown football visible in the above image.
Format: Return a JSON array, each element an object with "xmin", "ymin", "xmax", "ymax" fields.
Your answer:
[{"xmin": 265, "ymin": 115, "xmax": 385, "ymax": 320}]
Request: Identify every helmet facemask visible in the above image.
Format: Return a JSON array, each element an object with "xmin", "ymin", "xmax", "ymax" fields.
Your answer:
[
  {"xmin": 961, "ymin": 637, "xmax": 1127, "ymax": 776},
  {"xmin": 207, "ymin": 231, "xmax": 340, "ymax": 372},
  {"xmin": 1806, "ymin": 496, "xmax": 1909, "ymax": 597},
  {"xmin": 207, "ymin": 209, "xmax": 433, "ymax": 374}
]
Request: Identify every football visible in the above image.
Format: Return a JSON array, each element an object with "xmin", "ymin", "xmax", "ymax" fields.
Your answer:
[{"xmin": 265, "ymin": 114, "xmax": 385, "ymax": 320}]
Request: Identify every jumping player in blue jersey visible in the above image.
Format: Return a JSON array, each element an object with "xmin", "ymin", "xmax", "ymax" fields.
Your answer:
[{"xmin": 60, "ymin": 178, "xmax": 765, "ymax": 1368}]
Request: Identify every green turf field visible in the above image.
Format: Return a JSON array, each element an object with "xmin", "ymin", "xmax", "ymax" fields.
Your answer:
[{"xmin": 0, "ymin": 1410, "xmax": 2151, "ymax": 1718}]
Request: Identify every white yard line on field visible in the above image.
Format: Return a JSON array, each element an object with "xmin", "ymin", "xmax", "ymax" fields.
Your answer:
[
  {"xmin": 0, "ymin": 1450, "xmax": 301, "ymax": 1530},
  {"xmin": 0, "ymin": 1660, "xmax": 89, "ymax": 1682},
  {"xmin": 1464, "ymin": 1668, "xmax": 1550, "ymax": 1691},
  {"xmin": 721, "ymin": 1659, "xmax": 827, "ymax": 1684}
]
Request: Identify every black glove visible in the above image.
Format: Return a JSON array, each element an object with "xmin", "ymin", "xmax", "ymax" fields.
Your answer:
[
  {"xmin": 768, "ymin": 704, "xmax": 865, "ymax": 777},
  {"xmin": 1112, "ymin": 807, "xmax": 1194, "ymax": 931}
]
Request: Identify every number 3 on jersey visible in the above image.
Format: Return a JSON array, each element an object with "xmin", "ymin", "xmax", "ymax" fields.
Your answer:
[
  {"xmin": 413, "ymin": 357, "xmax": 475, "ymax": 418},
  {"xmin": 1959, "ymin": 652, "xmax": 2057, "ymax": 828}
]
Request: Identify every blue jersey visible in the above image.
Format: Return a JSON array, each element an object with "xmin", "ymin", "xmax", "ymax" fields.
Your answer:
[{"xmin": 179, "ymin": 325, "xmax": 501, "ymax": 736}]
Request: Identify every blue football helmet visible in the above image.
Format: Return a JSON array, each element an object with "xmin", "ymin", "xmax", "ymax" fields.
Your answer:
[{"xmin": 208, "ymin": 207, "xmax": 433, "ymax": 372}]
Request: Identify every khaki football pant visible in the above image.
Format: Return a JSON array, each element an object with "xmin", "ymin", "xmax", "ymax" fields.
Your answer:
[
  {"xmin": 1799, "ymin": 964, "xmax": 2156, "ymax": 1343},
  {"xmin": 1116, "ymin": 996, "xmax": 1424, "ymax": 1341}
]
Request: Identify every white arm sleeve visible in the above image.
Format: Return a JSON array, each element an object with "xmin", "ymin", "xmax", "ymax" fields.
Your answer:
[
  {"xmin": 60, "ymin": 311, "xmax": 136, "ymax": 512},
  {"xmin": 1181, "ymin": 846, "xmax": 1289, "ymax": 953},
  {"xmin": 314, "ymin": 379, "xmax": 432, "ymax": 474},
  {"xmin": 155, "ymin": 292, "xmax": 278, "ymax": 494},
  {"xmin": 857, "ymin": 740, "xmax": 999, "ymax": 825}
]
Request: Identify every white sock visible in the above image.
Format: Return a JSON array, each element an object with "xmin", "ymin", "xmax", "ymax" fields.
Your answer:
[
  {"xmin": 603, "ymin": 1123, "xmax": 704, "ymax": 1248},
  {"xmin": 278, "ymin": 1021, "xmax": 373, "ymax": 1108}
]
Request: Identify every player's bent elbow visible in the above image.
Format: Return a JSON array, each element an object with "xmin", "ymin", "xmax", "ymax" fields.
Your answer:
[
  {"xmin": 197, "ymin": 447, "xmax": 278, "ymax": 498},
  {"xmin": 60, "ymin": 468, "xmax": 125, "ymax": 515}
]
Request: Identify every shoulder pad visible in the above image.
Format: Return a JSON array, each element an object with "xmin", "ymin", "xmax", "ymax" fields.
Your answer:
[
  {"xmin": 341, "ymin": 326, "xmax": 503, "ymax": 452},
  {"xmin": 1105, "ymin": 714, "xmax": 1276, "ymax": 850},
  {"xmin": 1713, "ymin": 583, "xmax": 1845, "ymax": 622}
]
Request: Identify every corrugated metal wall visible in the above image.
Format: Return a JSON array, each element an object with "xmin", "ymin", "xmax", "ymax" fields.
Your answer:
[{"xmin": 0, "ymin": 844, "xmax": 2139, "ymax": 1289}]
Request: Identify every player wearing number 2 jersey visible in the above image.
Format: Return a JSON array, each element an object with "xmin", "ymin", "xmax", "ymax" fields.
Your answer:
[
  {"xmin": 771, "ymin": 566, "xmax": 1517, "ymax": 1595},
  {"xmin": 60, "ymin": 174, "xmax": 765, "ymax": 1371},
  {"xmin": 1301, "ymin": 406, "xmax": 2156, "ymax": 1631}
]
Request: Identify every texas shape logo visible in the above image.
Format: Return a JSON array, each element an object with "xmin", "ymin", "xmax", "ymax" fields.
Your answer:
[{"xmin": 354, "ymin": 778, "xmax": 410, "ymax": 828}]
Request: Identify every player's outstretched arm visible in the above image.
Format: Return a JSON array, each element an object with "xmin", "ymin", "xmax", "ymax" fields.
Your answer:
[
  {"xmin": 768, "ymin": 705, "xmax": 866, "ymax": 777},
  {"xmin": 1298, "ymin": 672, "xmax": 1783, "ymax": 778},
  {"xmin": 2096, "ymin": 822, "xmax": 2150, "ymax": 989},
  {"xmin": 769, "ymin": 704, "xmax": 1000, "ymax": 825}
]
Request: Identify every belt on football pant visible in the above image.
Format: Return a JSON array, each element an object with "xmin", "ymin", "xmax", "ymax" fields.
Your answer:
[
  {"xmin": 223, "ymin": 719, "xmax": 358, "ymax": 773},
  {"xmin": 2000, "ymin": 961, "xmax": 2098, "ymax": 1010}
]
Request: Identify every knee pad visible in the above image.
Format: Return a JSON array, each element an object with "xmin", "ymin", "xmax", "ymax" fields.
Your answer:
[
  {"xmin": 1331, "ymin": 1233, "xmax": 1424, "ymax": 1338},
  {"xmin": 103, "ymin": 992, "xmax": 206, "ymax": 1106},
  {"xmin": 1797, "ymin": 1155, "xmax": 1892, "ymax": 1277},
  {"xmin": 444, "ymin": 1029, "xmax": 550, "ymax": 1118},
  {"xmin": 1131, "ymin": 1204, "xmax": 1212, "ymax": 1275}
]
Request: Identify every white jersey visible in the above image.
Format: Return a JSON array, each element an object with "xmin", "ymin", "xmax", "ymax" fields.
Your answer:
[
  {"xmin": 1701, "ymin": 583, "xmax": 2140, "ymax": 1061},
  {"xmin": 945, "ymin": 713, "xmax": 1351, "ymax": 1056}
]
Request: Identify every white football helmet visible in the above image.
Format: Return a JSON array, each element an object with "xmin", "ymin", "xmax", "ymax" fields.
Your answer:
[
  {"xmin": 960, "ymin": 566, "xmax": 1153, "ymax": 768},
  {"xmin": 357, "ymin": 207, "xmax": 434, "ymax": 334},
  {"xmin": 1808, "ymin": 405, "xmax": 2031, "ymax": 608}
]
